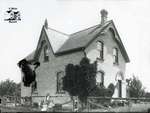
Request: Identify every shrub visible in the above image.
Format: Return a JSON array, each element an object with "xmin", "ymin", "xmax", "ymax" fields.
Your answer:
[
  {"xmin": 33, "ymin": 102, "xmax": 39, "ymax": 108},
  {"xmin": 106, "ymin": 83, "xmax": 115, "ymax": 97}
]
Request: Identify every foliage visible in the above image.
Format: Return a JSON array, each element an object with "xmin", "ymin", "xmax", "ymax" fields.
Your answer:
[
  {"xmin": 128, "ymin": 75, "xmax": 145, "ymax": 98},
  {"xmin": 0, "ymin": 79, "xmax": 21, "ymax": 97},
  {"xmin": 88, "ymin": 83, "xmax": 115, "ymax": 107},
  {"xmin": 89, "ymin": 83, "xmax": 115, "ymax": 97},
  {"xmin": 33, "ymin": 102, "xmax": 39, "ymax": 108},
  {"xmin": 63, "ymin": 57, "xmax": 97, "ymax": 102},
  {"xmin": 144, "ymin": 92, "xmax": 150, "ymax": 98},
  {"xmin": 107, "ymin": 83, "xmax": 115, "ymax": 97},
  {"xmin": 63, "ymin": 56, "xmax": 115, "ymax": 103},
  {"xmin": 18, "ymin": 59, "xmax": 40, "ymax": 87}
]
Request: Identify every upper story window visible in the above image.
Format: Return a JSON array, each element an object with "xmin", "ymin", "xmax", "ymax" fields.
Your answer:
[
  {"xmin": 113, "ymin": 48, "xmax": 119, "ymax": 64},
  {"xmin": 97, "ymin": 41, "xmax": 104, "ymax": 60},
  {"xmin": 41, "ymin": 40, "xmax": 46, "ymax": 47},
  {"xmin": 96, "ymin": 71, "xmax": 104, "ymax": 87},
  {"xmin": 44, "ymin": 45, "xmax": 49, "ymax": 62},
  {"xmin": 56, "ymin": 71, "xmax": 65, "ymax": 94}
]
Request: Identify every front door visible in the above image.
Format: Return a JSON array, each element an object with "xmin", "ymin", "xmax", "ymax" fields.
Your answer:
[{"xmin": 118, "ymin": 80, "xmax": 122, "ymax": 97}]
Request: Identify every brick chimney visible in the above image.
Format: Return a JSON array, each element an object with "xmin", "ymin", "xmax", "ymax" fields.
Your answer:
[
  {"xmin": 44, "ymin": 19, "xmax": 48, "ymax": 29},
  {"xmin": 100, "ymin": 9, "xmax": 108, "ymax": 25}
]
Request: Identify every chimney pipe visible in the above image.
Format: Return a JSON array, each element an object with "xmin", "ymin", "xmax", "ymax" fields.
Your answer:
[
  {"xmin": 100, "ymin": 9, "xmax": 108, "ymax": 25},
  {"xmin": 44, "ymin": 19, "xmax": 48, "ymax": 29}
]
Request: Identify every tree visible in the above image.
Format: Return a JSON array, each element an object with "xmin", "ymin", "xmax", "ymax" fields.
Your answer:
[
  {"xmin": 0, "ymin": 79, "xmax": 21, "ymax": 97},
  {"xmin": 144, "ymin": 92, "xmax": 150, "ymax": 98},
  {"xmin": 63, "ymin": 57, "xmax": 115, "ymax": 103},
  {"xmin": 63, "ymin": 57, "xmax": 97, "ymax": 102},
  {"xmin": 128, "ymin": 75, "xmax": 145, "ymax": 98}
]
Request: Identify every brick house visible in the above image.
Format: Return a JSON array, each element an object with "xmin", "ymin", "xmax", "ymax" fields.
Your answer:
[{"xmin": 19, "ymin": 9, "xmax": 130, "ymax": 104}]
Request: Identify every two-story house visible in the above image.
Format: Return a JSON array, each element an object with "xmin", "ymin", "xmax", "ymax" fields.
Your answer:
[{"xmin": 18, "ymin": 9, "xmax": 130, "ymax": 104}]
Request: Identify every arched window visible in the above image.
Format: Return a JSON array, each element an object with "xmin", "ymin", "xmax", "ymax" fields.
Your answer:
[
  {"xmin": 56, "ymin": 71, "xmax": 65, "ymax": 93},
  {"xmin": 96, "ymin": 71, "xmax": 104, "ymax": 86},
  {"xmin": 113, "ymin": 48, "xmax": 119, "ymax": 64},
  {"xmin": 41, "ymin": 40, "xmax": 46, "ymax": 47},
  {"xmin": 97, "ymin": 41, "xmax": 104, "ymax": 60},
  {"xmin": 31, "ymin": 81, "xmax": 37, "ymax": 93},
  {"xmin": 44, "ymin": 45, "xmax": 49, "ymax": 62}
]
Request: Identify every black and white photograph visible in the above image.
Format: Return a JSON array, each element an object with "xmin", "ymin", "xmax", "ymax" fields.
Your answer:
[{"xmin": 0, "ymin": 0, "xmax": 150, "ymax": 112}]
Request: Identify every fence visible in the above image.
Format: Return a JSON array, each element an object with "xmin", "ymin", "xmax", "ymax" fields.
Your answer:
[
  {"xmin": 30, "ymin": 95, "xmax": 74, "ymax": 112},
  {"xmin": 0, "ymin": 95, "xmax": 76, "ymax": 112},
  {"xmin": 1, "ymin": 95, "xmax": 150, "ymax": 112},
  {"xmin": 86, "ymin": 97, "xmax": 150, "ymax": 112},
  {"xmin": 0, "ymin": 95, "xmax": 21, "ymax": 107}
]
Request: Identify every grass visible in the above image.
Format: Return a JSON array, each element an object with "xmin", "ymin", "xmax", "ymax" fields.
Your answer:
[
  {"xmin": 1, "ymin": 103, "xmax": 150, "ymax": 112},
  {"xmin": 0, "ymin": 105, "xmax": 39, "ymax": 112},
  {"xmin": 84, "ymin": 103, "xmax": 150, "ymax": 112}
]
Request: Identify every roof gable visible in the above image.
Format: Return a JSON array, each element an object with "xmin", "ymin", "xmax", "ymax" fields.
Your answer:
[
  {"xmin": 55, "ymin": 21, "xmax": 111, "ymax": 55},
  {"xmin": 55, "ymin": 20, "xmax": 129, "ymax": 62},
  {"xmin": 33, "ymin": 26, "xmax": 56, "ymax": 61},
  {"xmin": 45, "ymin": 27, "xmax": 69, "ymax": 53},
  {"xmin": 107, "ymin": 21, "xmax": 130, "ymax": 62},
  {"xmin": 30, "ymin": 20, "xmax": 129, "ymax": 63}
]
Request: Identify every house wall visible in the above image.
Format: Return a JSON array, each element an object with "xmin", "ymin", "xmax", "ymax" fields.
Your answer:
[
  {"xmin": 85, "ymin": 28, "xmax": 127, "ymax": 98},
  {"xmin": 21, "ymin": 26, "xmax": 128, "ymax": 104},
  {"xmin": 21, "ymin": 29, "xmax": 85, "ymax": 104},
  {"xmin": 34, "ymin": 49, "xmax": 84, "ymax": 103}
]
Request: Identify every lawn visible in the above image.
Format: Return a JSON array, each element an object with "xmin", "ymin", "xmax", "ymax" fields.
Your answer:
[
  {"xmin": 84, "ymin": 103, "xmax": 150, "ymax": 112},
  {"xmin": 1, "ymin": 103, "xmax": 150, "ymax": 112},
  {"xmin": 0, "ymin": 105, "xmax": 39, "ymax": 112}
]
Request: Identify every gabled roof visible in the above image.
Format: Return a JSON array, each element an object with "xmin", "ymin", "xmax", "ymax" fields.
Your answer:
[
  {"xmin": 53, "ymin": 20, "xmax": 129, "ymax": 62},
  {"xmin": 25, "ymin": 50, "xmax": 35, "ymax": 61},
  {"xmin": 45, "ymin": 27, "xmax": 69, "ymax": 53},
  {"xmin": 27, "ymin": 20, "xmax": 130, "ymax": 63},
  {"xmin": 55, "ymin": 21, "xmax": 111, "ymax": 55}
]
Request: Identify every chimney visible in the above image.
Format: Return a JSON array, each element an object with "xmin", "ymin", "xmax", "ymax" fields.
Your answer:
[
  {"xmin": 100, "ymin": 9, "xmax": 108, "ymax": 25},
  {"xmin": 44, "ymin": 19, "xmax": 48, "ymax": 29}
]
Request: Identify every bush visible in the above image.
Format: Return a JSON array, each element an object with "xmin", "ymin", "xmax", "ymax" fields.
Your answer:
[
  {"xmin": 33, "ymin": 102, "xmax": 39, "ymax": 108},
  {"xmin": 88, "ymin": 83, "xmax": 115, "ymax": 106},
  {"xmin": 106, "ymin": 83, "xmax": 115, "ymax": 97},
  {"xmin": 90, "ymin": 83, "xmax": 115, "ymax": 98}
]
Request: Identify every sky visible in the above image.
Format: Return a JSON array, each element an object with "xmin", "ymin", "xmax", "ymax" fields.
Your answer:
[{"xmin": 0, "ymin": 0, "xmax": 150, "ymax": 91}]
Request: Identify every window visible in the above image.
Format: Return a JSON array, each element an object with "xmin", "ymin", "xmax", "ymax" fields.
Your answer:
[
  {"xmin": 113, "ymin": 48, "xmax": 119, "ymax": 64},
  {"xmin": 97, "ymin": 41, "xmax": 104, "ymax": 60},
  {"xmin": 96, "ymin": 71, "xmax": 104, "ymax": 86},
  {"xmin": 31, "ymin": 81, "xmax": 37, "ymax": 93},
  {"xmin": 44, "ymin": 45, "xmax": 49, "ymax": 62},
  {"xmin": 56, "ymin": 71, "xmax": 65, "ymax": 94},
  {"xmin": 41, "ymin": 40, "xmax": 46, "ymax": 47}
]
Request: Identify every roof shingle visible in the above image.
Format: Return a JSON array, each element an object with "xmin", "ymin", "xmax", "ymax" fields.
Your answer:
[
  {"xmin": 24, "ymin": 20, "xmax": 129, "ymax": 63},
  {"xmin": 56, "ymin": 21, "xmax": 111, "ymax": 54}
]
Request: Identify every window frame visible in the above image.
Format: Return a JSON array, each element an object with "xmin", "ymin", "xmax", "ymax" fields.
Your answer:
[
  {"xmin": 97, "ymin": 41, "xmax": 104, "ymax": 61},
  {"xmin": 56, "ymin": 71, "xmax": 65, "ymax": 94},
  {"xmin": 44, "ymin": 45, "xmax": 49, "ymax": 62},
  {"xmin": 31, "ymin": 81, "xmax": 38, "ymax": 94},
  {"xmin": 96, "ymin": 71, "xmax": 104, "ymax": 87},
  {"xmin": 113, "ymin": 48, "xmax": 119, "ymax": 65}
]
